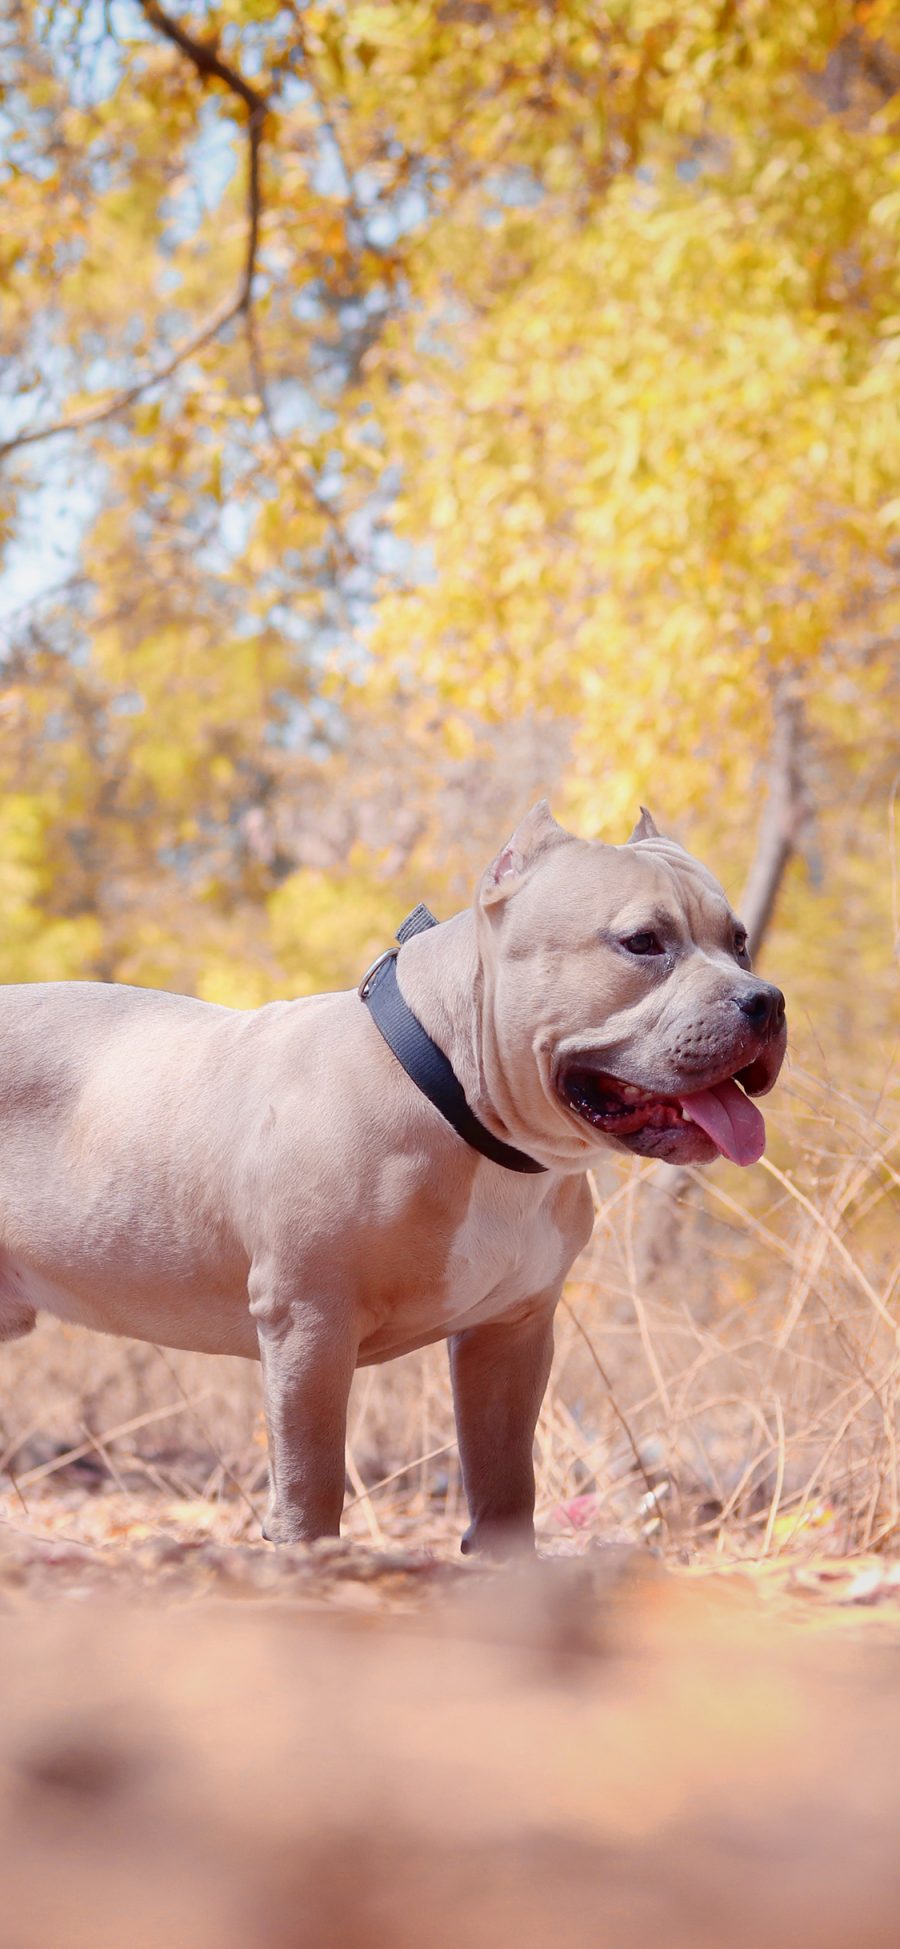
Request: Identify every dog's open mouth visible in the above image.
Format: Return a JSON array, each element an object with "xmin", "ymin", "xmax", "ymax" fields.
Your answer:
[{"xmin": 559, "ymin": 1067, "xmax": 767, "ymax": 1166}]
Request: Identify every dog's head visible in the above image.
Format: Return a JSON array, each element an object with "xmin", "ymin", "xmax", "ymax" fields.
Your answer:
[{"xmin": 475, "ymin": 802, "xmax": 786, "ymax": 1169}]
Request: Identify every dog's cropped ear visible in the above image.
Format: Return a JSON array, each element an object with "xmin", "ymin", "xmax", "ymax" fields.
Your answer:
[
  {"xmin": 627, "ymin": 806, "xmax": 661, "ymax": 844},
  {"xmin": 480, "ymin": 801, "xmax": 571, "ymax": 907}
]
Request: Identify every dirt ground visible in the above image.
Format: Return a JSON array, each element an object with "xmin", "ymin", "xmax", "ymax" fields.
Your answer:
[{"xmin": 3, "ymin": 1476, "xmax": 900, "ymax": 1949}]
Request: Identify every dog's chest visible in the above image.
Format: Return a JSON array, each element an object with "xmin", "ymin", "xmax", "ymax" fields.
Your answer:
[
  {"xmin": 356, "ymin": 1172, "xmax": 578, "ymax": 1364},
  {"xmin": 441, "ymin": 1195, "xmax": 565, "ymax": 1319}
]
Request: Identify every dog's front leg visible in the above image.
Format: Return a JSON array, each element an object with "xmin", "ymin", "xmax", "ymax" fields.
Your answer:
[
  {"xmin": 250, "ymin": 1268, "xmax": 358, "ymax": 1545},
  {"xmin": 449, "ymin": 1298, "xmax": 557, "ymax": 1559}
]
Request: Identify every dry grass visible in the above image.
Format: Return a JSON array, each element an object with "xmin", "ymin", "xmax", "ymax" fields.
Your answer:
[{"xmin": 1, "ymin": 1062, "xmax": 897, "ymax": 1566}]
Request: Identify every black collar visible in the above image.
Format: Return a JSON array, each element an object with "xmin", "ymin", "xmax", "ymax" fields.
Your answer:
[{"xmin": 359, "ymin": 907, "xmax": 546, "ymax": 1176}]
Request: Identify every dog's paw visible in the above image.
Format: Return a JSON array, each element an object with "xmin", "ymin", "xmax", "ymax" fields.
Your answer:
[
  {"xmin": 260, "ymin": 1499, "xmax": 342, "ymax": 1548},
  {"xmin": 460, "ymin": 1519, "xmax": 536, "ymax": 1560}
]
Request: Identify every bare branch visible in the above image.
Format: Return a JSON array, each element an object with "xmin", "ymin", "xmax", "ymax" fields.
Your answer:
[
  {"xmin": 560, "ymin": 1299, "xmax": 665, "ymax": 1517},
  {"xmin": 0, "ymin": 0, "xmax": 268, "ymax": 463},
  {"xmin": 0, "ymin": 290, "xmax": 241, "ymax": 461},
  {"xmin": 139, "ymin": 0, "xmax": 267, "ymax": 313},
  {"xmin": 139, "ymin": 0, "xmax": 265, "ymax": 119}
]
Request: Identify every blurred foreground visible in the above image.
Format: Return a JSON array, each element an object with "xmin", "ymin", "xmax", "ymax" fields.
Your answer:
[{"xmin": 2, "ymin": 1530, "xmax": 900, "ymax": 1949}]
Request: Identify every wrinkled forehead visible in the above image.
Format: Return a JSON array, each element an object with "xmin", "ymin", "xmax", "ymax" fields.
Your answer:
[
  {"xmin": 526, "ymin": 836, "xmax": 733, "ymax": 932},
  {"xmin": 622, "ymin": 837, "xmax": 729, "ymax": 911}
]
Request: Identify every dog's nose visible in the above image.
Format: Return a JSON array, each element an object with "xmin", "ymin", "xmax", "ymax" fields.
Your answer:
[{"xmin": 734, "ymin": 984, "xmax": 786, "ymax": 1035}]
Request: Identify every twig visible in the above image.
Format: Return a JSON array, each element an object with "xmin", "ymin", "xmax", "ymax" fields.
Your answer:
[
  {"xmin": 761, "ymin": 1391, "xmax": 787, "ymax": 1554},
  {"xmin": 78, "ymin": 1419, "xmax": 140, "ymax": 1504},
  {"xmin": 151, "ymin": 1346, "xmax": 262, "ymax": 1526},
  {"xmin": 6, "ymin": 1467, "xmax": 29, "ymax": 1518},
  {"xmin": 624, "ymin": 1168, "xmax": 673, "ymax": 1421},
  {"xmin": 14, "ymin": 1393, "xmax": 216, "ymax": 1488},
  {"xmin": 772, "ymin": 1385, "xmax": 873, "ymax": 1551},
  {"xmin": 343, "ymin": 1439, "xmax": 457, "ymax": 1511},
  {"xmin": 682, "ymin": 1166, "xmax": 794, "ymax": 1264},
  {"xmin": 699, "ymin": 1401, "xmax": 779, "ymax": 1531},
  {"xmin": 561, "ymin": 1299, "xmax": 661, "ymax": 1511},
  {"xmin": 344, "ymin": 1440, "xmax": 386, "ymax": 1545},
  {"xmin": 760, "ymin": 1155, "xmax": 899, "ymax": 1342}
]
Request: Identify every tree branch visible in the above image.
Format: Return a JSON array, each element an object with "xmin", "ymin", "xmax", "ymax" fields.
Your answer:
[
  {"xmin": 0, "ymin": 0, "xmax": 268, "ymax": 463},
  {"xmin": 140, "ymin": 0, "xmax": 265, "ymax": 118}
]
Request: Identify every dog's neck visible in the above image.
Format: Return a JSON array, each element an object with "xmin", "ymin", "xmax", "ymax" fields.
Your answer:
[
  {"xmin": 393, "ymin": 909, "xmax": 485, "ymax": 1110},
  {"xmin": 392, "ymin": 910, "xmax": 565, "ymax": 1170}
]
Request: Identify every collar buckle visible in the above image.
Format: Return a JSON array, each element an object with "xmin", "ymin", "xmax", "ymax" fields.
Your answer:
[{"xmin": 357, "ymin": 946, "xmax": 398, "ymax": 1001}]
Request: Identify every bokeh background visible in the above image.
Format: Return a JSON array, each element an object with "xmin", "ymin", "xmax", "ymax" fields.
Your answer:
[{"xmin": 0, "ymin": 0, "xmax": 898, "ymax": 1557}]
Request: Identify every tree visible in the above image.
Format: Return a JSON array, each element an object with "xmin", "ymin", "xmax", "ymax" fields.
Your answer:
[{"xmin": 0, "ymin": 1, "xmax": 897, "ymax": 1093}]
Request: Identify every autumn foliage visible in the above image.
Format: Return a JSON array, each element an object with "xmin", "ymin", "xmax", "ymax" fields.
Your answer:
[{"xmin": 0, "ymin": 2, "xmax": 896, "ymax": 1002}]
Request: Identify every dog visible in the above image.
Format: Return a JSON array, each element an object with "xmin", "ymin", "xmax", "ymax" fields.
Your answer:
[{"xmin": 0, "ymin": 803, "xmax": 785, "ymax": 1552}]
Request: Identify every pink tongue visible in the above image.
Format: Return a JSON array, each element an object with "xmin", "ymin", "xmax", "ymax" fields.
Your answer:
[{"xmin": 677, "ymin": 1078, "xmax": 766, "ymax": 1166}]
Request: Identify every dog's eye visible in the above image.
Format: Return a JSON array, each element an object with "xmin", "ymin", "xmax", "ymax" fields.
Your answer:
[
  {"xmin": 734, "ymin": 930, "xmax": 750, "ymax": 962},
  {"xmin": 621, "ymin": 931, "xmax": 664, "ymax": 956}
]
